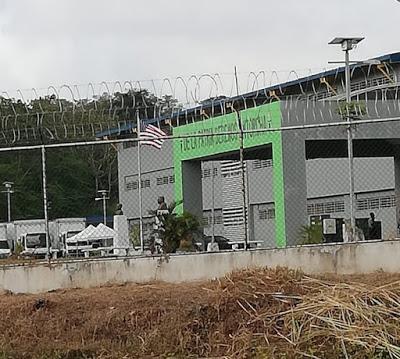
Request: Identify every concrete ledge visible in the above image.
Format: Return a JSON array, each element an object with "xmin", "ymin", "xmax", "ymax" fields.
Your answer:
[{"xmin": 1, "ymin": 240, "xmax": 399, "ymax": 294}]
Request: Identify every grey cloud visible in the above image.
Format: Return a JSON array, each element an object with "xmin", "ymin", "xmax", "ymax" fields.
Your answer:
[{"xmin": 0, "ymin": 0, "xmax": 398, "ymax": 94}]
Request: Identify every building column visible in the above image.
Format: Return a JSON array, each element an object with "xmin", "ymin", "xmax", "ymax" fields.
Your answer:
[
  {"xmin": 394, "ymin": 147, "xmax": 400, "ymax": 236},
  {"xmin": 273, "ymin": 131, "xmax": 308, "ymax": 247}
]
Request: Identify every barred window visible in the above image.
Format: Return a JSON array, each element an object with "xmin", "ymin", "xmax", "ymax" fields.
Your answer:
[
  {"xmin": 202, "ymin": 168, "xmax": 211, "ymax": 178},
  {"xmin": 357, "ymin": 195, "xmax": 395, "ymax": 210},
  {"xmin": 141, "ymin": 179, "xmax": 150, "ymax": 188},
  {"xmin": 258, "ymin": 207, "xmax": 275, "ymax": 220},
  {"xmin": 259, "ymin": 210, "xmax": 267, "ymax": 220},
  {"xmin": 253, "ymin": 160, "xmax": 262, "ymax": 170},
  {"xmin": 125, "ymin": 176, "xmax": 137, "ymax": 191},
  {"xmin": 380, "ymin": 196, "xmax": 394, "ymax": 208},
  {"xmin": 253, "ymin": 159, "xmax": 273, "ymax": 170},
  {"xmin": 369, "ymin": 198, "xmax": 380, "ymax": 209},
  {"xmin": 324, "ymin": 202, "xmax": 335, "ymax": 213},
  {"xmin": 213, "ymin": 168, "xmax": 218, "ymax": 177},
  {"xmin": 169, "ymin": 175, "xmax": 175, "ymax": 183},
  {"xmin": 126, "ymin": 181, "xmax": 138, "ymax": 191},
  {"xmin": 357, "ymin": 199, "xmax": 368, "ymax": 211},
  {"xmin": 215, "ymin": 216, "xmax": 222, "ymax": 224},
  {"xmin": 315, "ymin": 203, "xmax": 324, "ymax": 215},
  {"xmin": 262, "ymin": 159, "xmax": 273, "ymax": 168},
  {"xmin": 202, "ymin": 216, "xmax": 209, "ymax": 226},
  {"xmin": 334, "ymin": 201, "xmax": 345, "ymax": 213},
  {"xmin": 268, "ymin": 208, "xmax": 275, "ymax": 219},
  {"xmin": 307, "ymin": 200, "xmax": 344, "ymax": 215},
  {"xmin": 156, "ymin": 176, "xmax": 169, "ymax": 186}
]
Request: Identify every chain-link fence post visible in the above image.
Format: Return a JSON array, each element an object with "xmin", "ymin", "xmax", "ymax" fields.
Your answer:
[{"xmin": 41, "ymin": 145, "xmax": 51, "ymax": 260}]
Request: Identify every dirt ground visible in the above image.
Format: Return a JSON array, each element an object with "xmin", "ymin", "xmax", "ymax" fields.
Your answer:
[{"xmin": 0, "ymin": 268, "xmax": 399, "ymax": 359}]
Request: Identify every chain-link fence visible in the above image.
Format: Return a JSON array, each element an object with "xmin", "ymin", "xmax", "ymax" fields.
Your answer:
[{"xmin": 0, "ymin": 103, "xmax": 399, "ymax": 264}]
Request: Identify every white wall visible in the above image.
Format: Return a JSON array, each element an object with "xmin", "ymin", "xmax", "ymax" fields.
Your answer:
[{"xmin": 1, "ymin": 240, "xmax": 400, "ymax": 294}]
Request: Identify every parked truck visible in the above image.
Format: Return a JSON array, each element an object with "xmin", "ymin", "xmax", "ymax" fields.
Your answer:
[
  {"xmin": 19, "ymin": 232, "xmax": 48, "ymax": 257},
  {"xmin": 54, "ymin": 218, "xmax": 86, "ymax": 256},
  {"xmin": 0, "ymin": 218, "xmax": 87, "ymax": 259},
  {"xmin": 0, "ymin": 224, "xmax": 11, "ymax": 258}
]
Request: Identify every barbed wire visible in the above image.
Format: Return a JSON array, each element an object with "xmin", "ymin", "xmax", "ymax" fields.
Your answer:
[{"xmin": 0, "ymin": 63, "xmax": 398, "ymax": 145}]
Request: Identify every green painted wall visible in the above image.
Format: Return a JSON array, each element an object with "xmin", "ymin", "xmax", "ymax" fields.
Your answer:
[{"xmin": 172, "ymin": 102, "xmax": 286, "ymax": 247}]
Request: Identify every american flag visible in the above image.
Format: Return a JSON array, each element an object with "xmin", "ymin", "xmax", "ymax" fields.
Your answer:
[{"xmin": 139, "ymin": 124, "xmax": 168, "ymax": 149}]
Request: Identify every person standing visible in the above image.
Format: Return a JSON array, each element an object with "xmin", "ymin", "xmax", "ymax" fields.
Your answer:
[
  {"xmin": 368, "ymin": 212, "xmax": 378, "ymax": 240},
  {"xmin": 153, "ymin": 196, "xmax": 169, "ymax": 253}
]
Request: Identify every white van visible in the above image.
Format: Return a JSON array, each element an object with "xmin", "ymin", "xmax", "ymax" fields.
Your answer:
[{"xmin": 0, "ymin": 239, "xmax": 11, "ymax": 258}]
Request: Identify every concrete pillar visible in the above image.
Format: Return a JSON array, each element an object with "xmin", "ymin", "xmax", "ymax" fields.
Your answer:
[
  {"xmin": 394, "ymin": 148, "xmax": 400, "ymax": 237},
  {"xmin": 113, "ymin": 215, "xmax": 130, "ymax": 256},
  {"xmin": 278, "ymin": 132, "xmax": 308, "ymax": 246}
]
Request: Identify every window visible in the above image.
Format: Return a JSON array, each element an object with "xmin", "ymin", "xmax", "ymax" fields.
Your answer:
[
  {"xmin": 125, "ymin": 176, "xmax": 150, "ymax": 190},
  {"xmin": 156, "ymin": 176, "xmax": 169, "ymax": 186},
  {"xmin": 259, "ymin": 210, "xmax": 268, "ymax": 220},
  {"xmin": 356, "ymin": 195, "xmax": 395, "ymax": 210},
  {"xmin": 315, "ymin": 203, "xmax": 324, "ymax": 215},
  {"xmin": 253, "ymin": 160, "xmax": 262, "ymax": 170},
  {"xmin": 213, "ymin": 168, "xmax": 218, "ymax": 177},
  {"xmin": 334, "ymin": 201, "xmax": 345, "ymax": 213},
  {"xmin": 202, "ymin": 216, "xmax": 209, "ymax": 226},
  {"xmin": 142, "ymin": 179, "xmax": 150, "ymax": 188},
  {"xmin": 203, "ymin": 168, "xmax": 211, "ymax": 178},
  {"xmin": 369, "ymin": 198, "xmax": 380, "ymax": 209},
  {"xmin": 214, "ymin": 214, "xmax": 223, "ymax": 224},
  {"xmin": 324, "ymin": 202, "xmax": 335, "ymax": 214},
  {"xmin": 268, "ymin": 208, "xmax": 275, "ymax": 219},
  {"xmin": 307, "ymin": 200, "xmax": 345, "ymax": 215},
  {"xmin": 380, "ymin": 196, "xmax": 394, "ymax": 208},
  {"xmin": 356, "ymin": 199, "xmax": 368, "ymax": 211},
  {"xmin": 253, "ymin": 159, "xmax": 273, "ymax": 170},
  {"xmin": 169, "ymin": 175, "xmax": 175, "ymax": 183},
  {"xmin": 262, "ymin": 159, "xmax": 273, "ymax": 168},
  {"xmin": 258, "ymin": 206, "xmax": 275, "ymax": 220},
  {"xmin": 125, "ymin": 176, "xmax": 137, "ymax": 191}
]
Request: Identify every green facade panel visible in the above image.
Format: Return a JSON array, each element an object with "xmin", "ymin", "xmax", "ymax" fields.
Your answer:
[{"xmin": 172, "ymin": 102, "xmax": 286, "ymax": 247}]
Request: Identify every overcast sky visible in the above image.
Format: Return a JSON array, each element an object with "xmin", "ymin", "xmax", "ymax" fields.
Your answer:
[{"xmin": 0, "ymin": 0, "xmax": 399, "ymax": 96}]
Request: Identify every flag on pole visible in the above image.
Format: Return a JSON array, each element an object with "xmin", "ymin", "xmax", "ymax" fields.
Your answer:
[{"xmin": 139, "ymin": 124, "xmax": 168, "ymax": 149}]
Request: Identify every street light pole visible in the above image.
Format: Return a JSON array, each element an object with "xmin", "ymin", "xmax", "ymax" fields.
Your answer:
[
  {"xmin": 2, "ymin": 182, "xmax": 14, "ymax": 222},
  {"xmin": 344, "ymin": 46, "xmax": 356, "ymax": 240},
  {"xmin": 329, "ymin": 37, "xmax": 364, "ymax": 240},
  {"xmin": 95, "ymin": 190, "xmax": 109, "ymax": 225}
]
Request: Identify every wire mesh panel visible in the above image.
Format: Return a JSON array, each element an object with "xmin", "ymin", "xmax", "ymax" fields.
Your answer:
[
  {"xmin": 45, "ymin": 143, "xmax": 127, "ymax": 259},
  {"xmin": 0, "ymin": 61, "xmax": 400, "ymax": 263},
  {"xmin": 0, "ymin": 148, "xmax": 47, "ymax": 261}
]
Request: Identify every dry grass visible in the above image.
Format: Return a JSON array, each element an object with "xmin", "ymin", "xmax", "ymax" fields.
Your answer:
[{"xmin": 0, "ymin": 268, "xmax": 399, "ymax": 358}]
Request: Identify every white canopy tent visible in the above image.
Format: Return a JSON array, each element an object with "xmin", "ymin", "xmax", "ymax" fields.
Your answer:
[{"xmin": 67, "ymin": 224, "xmax": 115, "ymax": 244}]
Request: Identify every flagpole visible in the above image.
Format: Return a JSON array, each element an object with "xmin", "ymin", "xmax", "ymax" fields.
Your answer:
[{"xmin": 136, "ymin": 111, "xmax": 144, "ymax": 253}]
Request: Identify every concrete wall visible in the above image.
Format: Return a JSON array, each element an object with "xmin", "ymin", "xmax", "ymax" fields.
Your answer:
[{"xmin": 3, "ymin": 240, "xmax": 400, "ymax": 294}]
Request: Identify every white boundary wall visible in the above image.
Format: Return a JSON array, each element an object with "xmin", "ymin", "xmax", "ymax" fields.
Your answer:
[{"xmin": 2, "ymin": 240, "xmax": 400, "ymax": 294}]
